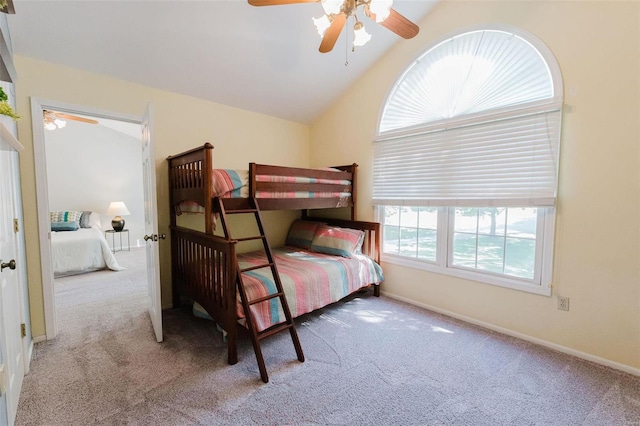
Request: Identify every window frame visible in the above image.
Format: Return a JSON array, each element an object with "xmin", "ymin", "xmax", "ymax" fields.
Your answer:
[
  {"xmin": 378, "ymin": 206, "xmax": 555, "ymax": 296},
  {"xmin": 373, "ymin": 24, "xmax": 562, "ymax": 296}
]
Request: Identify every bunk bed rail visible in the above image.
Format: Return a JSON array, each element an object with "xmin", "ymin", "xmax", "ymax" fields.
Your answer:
[{"xmin": 167, "ymin": 144, "xmax": 358, "ymax": 230}]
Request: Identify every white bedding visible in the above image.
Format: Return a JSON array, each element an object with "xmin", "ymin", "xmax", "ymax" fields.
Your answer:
[{"xmin": 51, "ymin": 227, "xmax": 124, "ymax": 276}]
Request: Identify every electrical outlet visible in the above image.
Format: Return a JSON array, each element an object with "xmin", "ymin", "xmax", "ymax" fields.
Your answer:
[{"xmin": 558, "ymin": 297, "xmax": 570, "ymax": 311}]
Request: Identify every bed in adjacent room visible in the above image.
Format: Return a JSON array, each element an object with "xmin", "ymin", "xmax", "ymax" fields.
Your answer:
[{"xmin": 50, "ymin": 211, "xmax": 124, "ymax": 277}]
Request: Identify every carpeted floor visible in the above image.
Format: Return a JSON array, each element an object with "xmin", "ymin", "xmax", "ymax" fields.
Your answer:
[{"xmin": 15, "ymin": 247, "xmax": 640, "ymax": 425}]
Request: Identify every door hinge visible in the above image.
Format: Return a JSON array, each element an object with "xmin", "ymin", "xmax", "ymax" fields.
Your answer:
[
  {"xmin": 21, "ymin": 323, "xmax": 26, "ymax": 338},
  {"xmin": 13, "ymin": 218, "xmax": 19, "ymax": 233}
]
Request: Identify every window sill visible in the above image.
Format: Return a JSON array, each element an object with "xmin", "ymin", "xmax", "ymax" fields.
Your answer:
[{"xmin": 381, "ymin": 253, "xmax": 552, "ymax": 297}]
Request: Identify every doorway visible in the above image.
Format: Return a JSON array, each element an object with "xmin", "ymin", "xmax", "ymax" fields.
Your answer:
[{"xmin": 30, "ymin": 99, "xmax": 153, "ymax": 340}]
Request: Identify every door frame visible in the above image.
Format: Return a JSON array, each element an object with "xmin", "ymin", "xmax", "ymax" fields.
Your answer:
[{"xmin": 30, "ymin": 98, "xmax": 142, "ymax": 340}]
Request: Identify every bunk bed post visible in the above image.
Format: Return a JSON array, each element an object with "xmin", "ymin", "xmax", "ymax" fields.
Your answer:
[
  {"xmin": 168, "ymin": 151, "xmax": 179, "ymax": 308},
  {"xmin": 249, "ymin": 163, "xmax": 257, "ymax": 199},
  {"xmin": 351, "ymin": 163, "xmax": 357, "ymax": 220},
  {"xmin": 203, "ymin": 143, "xmax": 214, "ymax": 235}
]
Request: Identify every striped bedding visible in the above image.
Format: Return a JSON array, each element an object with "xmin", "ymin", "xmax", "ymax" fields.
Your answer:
[
  {"xmin": 237, "ymin": 246, "xmax": 384, "ymax": 332},
  {"xmin": 177, "ymin": 169, "xmax": 352, "ymax": 215}
]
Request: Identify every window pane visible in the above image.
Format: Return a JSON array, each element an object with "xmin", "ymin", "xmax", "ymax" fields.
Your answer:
[
  {"xmin": 384, "ymin": 206, "xmax": 400, "ymax": 226},
  {"xmin": 383, "ymin": 225, "xmax": 400, "ymax": 254},
  {"xmin": 452, "ymin": 233, "xmax": 476, "ymax": 268},
  {"xmin": 506, "ymin": 208, "xmax": 537, "ymax": 238},
  {"xmin": 454, "ymin": 208, "xmax": 478, "ymax": 233},
  {"xmin": 399, "ymin": 227, "xmax": 418, "ymax": 257},
  {"xmin": 478, "ymin": 208, "xmax": 506, "ymax": 236},
  {"xmin": 505, "ymin": 237, "xmax": 536, "ymax": 279},
  {"xmin": 477, "ymin": 235, "xmax": 505, "ymax": 274},
  {"xmin": 399, "ymin": 206, "xmax": 418, "ymax": 228},
  {"xmin": 417, "ymin": 229, "xmax": 437, "ymax": 262},
  {"xmin": 418, "ymin": 207, "xmax": 438, "ymax": 229}
]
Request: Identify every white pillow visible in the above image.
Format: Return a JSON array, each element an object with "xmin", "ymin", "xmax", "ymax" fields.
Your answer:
[{"xmin": 89, "ymin": 212, "xmax": 102, "ymax": 229}]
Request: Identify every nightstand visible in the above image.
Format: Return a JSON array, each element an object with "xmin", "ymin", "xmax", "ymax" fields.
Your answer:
[{"xmin": 105, "ymin": 229, "xmax": 130, "ymax": 253}]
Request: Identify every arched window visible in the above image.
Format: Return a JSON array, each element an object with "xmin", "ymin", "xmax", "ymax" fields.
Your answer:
[{"xmin": 374, "ymin": 26, "xmax": 562, "ymax": 294}]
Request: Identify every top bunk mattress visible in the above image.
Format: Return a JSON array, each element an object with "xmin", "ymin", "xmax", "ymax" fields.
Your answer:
[{"xmin": 177, "ymin": 168, "xmax": 352, "ymax": 214}]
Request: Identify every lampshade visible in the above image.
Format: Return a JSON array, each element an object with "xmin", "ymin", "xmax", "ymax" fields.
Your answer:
[
  {"xmin": 369, "ymin": 0, "xmax": 393, "ymax": 22},
  {"xmin": 313, "ymin": 15, "xmax": 332, "ymax": 37},
  {"xmin": 107, "ymin": 201, "xmax": 130, "ymax": 232},
  {"xmin": 107, "ymin": 201, "xmax": 131, "ymax": 216},
  {"xmin": 321, "ymin": 0, "xmax": 342, "ymax": 15},
  {"xmin": 353, "ymin": 21, "xmax": 371, "ymax": 47}
]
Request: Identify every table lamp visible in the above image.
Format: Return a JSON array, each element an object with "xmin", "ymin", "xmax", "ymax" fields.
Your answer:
[{"xmin": 107, "ymin": 201, "xmax": 130, "ymax": 232}]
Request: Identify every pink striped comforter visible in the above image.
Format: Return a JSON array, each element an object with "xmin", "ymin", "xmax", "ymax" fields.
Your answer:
[
  {"xmin": 237, "ymin": 247, "xmax": 384, "ymax": 332},
  {"xmin": 177, "ymin": 169, "xmax": 352, "ymax": 215}
]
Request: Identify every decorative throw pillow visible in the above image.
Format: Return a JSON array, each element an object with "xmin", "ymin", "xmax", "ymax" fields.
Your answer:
[
  {"xmin": 79, "ymin": 211, "xmax": 93, "ymax": 228},
  {"xmin": 51, "ymin": 221, "xmax": 79, "ymax": 232},
  {"xmin": 310, "ymin": 225, "xmax": 365, "ymax": 258},
  {"xmin": 50, "ymin": 211, "xmax": 82, "ymax": 223},
  {"xmin": 286, "ymin": 220, "xmax": 322, "ymax": 250}
]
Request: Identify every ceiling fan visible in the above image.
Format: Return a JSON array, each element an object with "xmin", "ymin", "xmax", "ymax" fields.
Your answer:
[
  {"xmin": 248, "ymin": 0, "xmax": 419, "ymax": 53},
  {"xmin": 43, "ymin": 110, "xmax": 99, "ymax": 130}
]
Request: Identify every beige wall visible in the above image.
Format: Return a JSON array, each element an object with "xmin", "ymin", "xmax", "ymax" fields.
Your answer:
[
  {"xmin": 14, "ymin": 56, "xmax": 310, "ymax": 338},
  {"xmin": 311, "ymin": 1, "xmax": 640, "ymax": 369}
]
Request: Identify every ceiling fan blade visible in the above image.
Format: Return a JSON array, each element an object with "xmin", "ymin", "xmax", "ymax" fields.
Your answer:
[
  {"xmin": 248, "ymin": 0, "xmax": 318, "ymax": 6},
  {"xmin": 55, "ymin": 112, "xmax": 99, "ymax": 125},
  {"xmin": 319, "ymin": 14, "xmax": 347, "ymax": 53},
  {"xmin": 369, "ymin": 8, "xmax": 419, "ymax": 39}
]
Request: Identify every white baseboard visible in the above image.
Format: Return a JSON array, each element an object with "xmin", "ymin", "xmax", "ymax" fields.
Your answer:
[
  {"xmin": 382, "ymin": 291, "xmax": 640, "ymax": 377},
  {"xmin": 32, "ymin": 335, "xmax": 46, "ymax": 344}
]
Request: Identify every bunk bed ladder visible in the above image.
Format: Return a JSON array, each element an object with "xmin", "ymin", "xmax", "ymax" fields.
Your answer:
[{"xmin": 214, "ymin": 196, "xmax": 305, "ymax": 383}]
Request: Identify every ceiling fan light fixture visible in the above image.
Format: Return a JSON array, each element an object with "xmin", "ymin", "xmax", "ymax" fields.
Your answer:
[
  {"xmin": 353, "ymin": 21, "xmax": 371, "ymax": 46},
  {"xmin": 313, "ymin": 14, "xmax": 332, "ymax": 37},
  {"xmin": 369, "ymin": 0, "xmax": 393, "ymax": 22},
  {"xmin": 43, "ymin": 110, "xmax": 67, "ymax": 130},
  {"xmin": 321, "ymin": 0, "xmax": 343, "ymax": 16}
]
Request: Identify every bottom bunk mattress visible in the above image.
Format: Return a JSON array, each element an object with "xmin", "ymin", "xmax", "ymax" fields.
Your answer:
[
  {"xmin": 51, "ymin": 227, "xmax": 124, "ymax": 276},
  {"xmin": 237, "ymin": 246, "xmax": 384, "ymax": 332}
]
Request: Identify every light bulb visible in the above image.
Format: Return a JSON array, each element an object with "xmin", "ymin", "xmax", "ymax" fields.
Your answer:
[
  {"xmin": 369, "ymin": 0, "xmax": 393, "ymax": 22},
  {"xmin": 313, "ymin": 15, "xmax": 332, "ymax": 37},
  {"xmin": 353, "ymin": 22, "xmax": 371, "ymax": 47},
  {"xmin": 54, "ymin": 118, "xmax": 67, "ymax": 129},
  {"xmin": 44, "ymin": 122, "xmax": 57, "ymax": 131},
  {"xmin": 321, "ymin": 0, "xmax": 342, "ymax": 16}
]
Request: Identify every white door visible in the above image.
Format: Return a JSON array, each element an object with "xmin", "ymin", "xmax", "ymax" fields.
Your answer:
[
  {"xmin": 0, "ymin": 141, "xmax": 24, "ymax": 426},
  {"xmin": 141, "ymin": 104, "xmax": 163, "ymax": 343}
]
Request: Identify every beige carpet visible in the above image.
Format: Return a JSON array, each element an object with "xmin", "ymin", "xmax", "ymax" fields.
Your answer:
[{"xmin": 15, "ymin": 247, "xmax": 640, "ymax": 425}]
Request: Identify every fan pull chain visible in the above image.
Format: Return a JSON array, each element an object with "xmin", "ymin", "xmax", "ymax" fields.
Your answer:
[{"xmin": 345, "ymin": 18, "xmax": 349, "ymax": 67}]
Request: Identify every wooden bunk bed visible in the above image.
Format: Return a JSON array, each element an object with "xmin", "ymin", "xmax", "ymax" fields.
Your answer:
[{"xmin": 167, "ymin": 143, "xmax": 383, "ymax": 382}]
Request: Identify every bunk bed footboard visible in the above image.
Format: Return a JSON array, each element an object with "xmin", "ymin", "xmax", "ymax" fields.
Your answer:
[{"xmin": 170, "ymin": 226, "xmax": 239, "ymax": 364}]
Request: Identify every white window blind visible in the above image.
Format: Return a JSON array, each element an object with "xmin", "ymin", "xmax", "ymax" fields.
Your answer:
[
  {"xmin": 373, "ymin": 108, "xmax": 561, "ymax": 207},
  {"xmin": 379, "ymin": 30, "xmax": 554, "ymax": 134},
  {"xmin": 374, "ymin": 27, "xmax": 562, "ymax": 208}
]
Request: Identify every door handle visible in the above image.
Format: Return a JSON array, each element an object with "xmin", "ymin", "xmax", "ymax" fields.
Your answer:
[
  {"xmin": 1, "ymin": 259, "xmax": 16, "ymax": 271},
  {"xmin": 144, "ymin": 234, "xmax": 166, "ymax": 242}
]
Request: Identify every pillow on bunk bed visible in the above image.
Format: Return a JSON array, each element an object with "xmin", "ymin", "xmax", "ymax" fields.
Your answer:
[
  {"xmin": 286, "ymin": 220, "xmax": 322, "ymax": 250},
  {"xmin": 310, "ymin": 225, "xmax": 364, "ymax": 258}
]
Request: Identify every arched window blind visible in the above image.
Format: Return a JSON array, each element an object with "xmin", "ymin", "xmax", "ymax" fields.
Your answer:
[{"xmin": 374, "ymin": 28, "xmax": 563, "ymax": 207}]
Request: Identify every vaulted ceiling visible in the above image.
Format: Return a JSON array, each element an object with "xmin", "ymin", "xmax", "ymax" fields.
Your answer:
[{"xmin": 7, "ymin": 0, "xmax": 437, "ymax": 124}]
